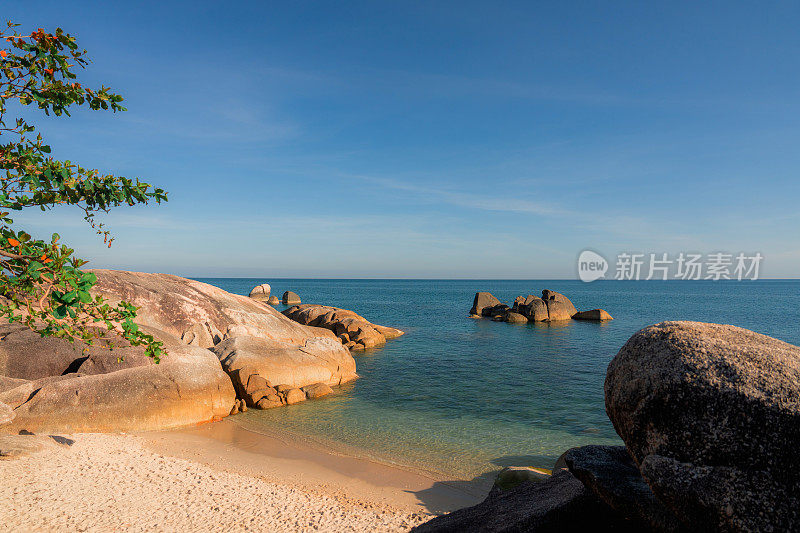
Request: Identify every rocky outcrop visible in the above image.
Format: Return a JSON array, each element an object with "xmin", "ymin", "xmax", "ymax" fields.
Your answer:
[
  {"xmin": 412, "ymin": 470, "xmax": 631, "ymax": 532},
  {"xmin": 282, "ymin": 291, "xmax": 301, "ymax": 305},
  {"xmin": 90, "ymin": 270, "xmax": 334, "ymax": 348},
  {"xmin": 541, "ymin": 290, "xmax": 577, "ymax": 321},
  {"xmin": 573, "ymin": 309, "xmax": 613, "ymax": 321},
  {"xmin": 212, "ymin": 335, "xmax": 356, "ymax": 409},
  {"xmin": 248, "ymin": 283, "xmax": 271, "ymax": 301},
  {"xmin": 605, "ymin": 321, "xmax": 800, "ymax": 532},
  {"xmin": 0, "ymin": 270, "xmax": 363, "ymax": 432},
  {"xmin": 282, "ymin": 304, "xmax": 404, "ymax": 351},
  {"xmin": 470, "ymin": 290, "xmax": 606, "ymax": 324},
  {"xmin": 267, "ymin": 295, "xmax": 280, "ymax": 305},
  {"xmin": 470, "ymin": 292, "xmax": 502, "ymax": 316},
  {"xmin": 513, "ymin": 295, "xmax": 549, "ymax": 322}
]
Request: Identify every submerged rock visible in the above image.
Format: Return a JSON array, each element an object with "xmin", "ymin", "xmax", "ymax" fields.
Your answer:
[
  {"xmin": 605, "ymin": 321, "xmax": 800, "ymax": 532},
  {"xmin": 248, "ymin": 283, "xmax": 271, "ymax": 301},
  {"xmin": 282, "ymin": 291, "xmax": 301, "ymax": 305},
  {"xmin": 493, "ymin": 466, "xmax": 550, "ymax": 492},
  {"xmin": 573, "ymin": 309, "xmax": 613, "ymax": 321}
]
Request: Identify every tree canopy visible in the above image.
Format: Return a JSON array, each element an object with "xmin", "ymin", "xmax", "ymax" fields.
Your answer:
[{"xmin": 0, "ymin": 21, "xmax": 167, "ymax": 360}]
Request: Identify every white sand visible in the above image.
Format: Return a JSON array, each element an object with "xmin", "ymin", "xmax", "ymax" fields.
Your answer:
[{"xmin": 0, "ymin": 433, "xmax": 428, "ymax": 532}]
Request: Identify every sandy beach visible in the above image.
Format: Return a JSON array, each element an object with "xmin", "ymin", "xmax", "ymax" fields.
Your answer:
[{"xmin": 0, "ymin": 420, "xmax": 484, "ymax": 532}]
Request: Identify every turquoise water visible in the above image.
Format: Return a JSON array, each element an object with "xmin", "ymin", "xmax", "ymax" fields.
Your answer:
[{"xmin": 195, "ymin": 279, "xmax": 800, "ymax": 480}]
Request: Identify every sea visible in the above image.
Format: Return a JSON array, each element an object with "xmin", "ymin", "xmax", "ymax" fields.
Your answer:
[{"xmin": 194, "ymin": 278, "xmax": 800, "ymax": 482}]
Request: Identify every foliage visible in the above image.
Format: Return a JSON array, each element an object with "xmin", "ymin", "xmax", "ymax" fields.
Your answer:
[{"xmin": 0, "ymin": 21, "xmax": 167, "ymax": 360}]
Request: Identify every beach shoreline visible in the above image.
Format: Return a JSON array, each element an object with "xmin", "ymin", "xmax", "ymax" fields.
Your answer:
[{"xmin": 0, "ymin": 419, "xmax": 485, "ymax": 532}]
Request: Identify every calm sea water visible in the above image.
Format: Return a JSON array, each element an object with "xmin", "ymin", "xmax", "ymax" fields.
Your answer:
[{"xmin": 195, "ymin": 278, "xmax": 800, "ymax": 480}]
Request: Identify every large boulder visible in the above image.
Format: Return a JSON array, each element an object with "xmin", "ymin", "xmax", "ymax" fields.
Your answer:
[
  {"xmin": 283, "ymin": 304, "xmax": 404, "ymax": 351},
  {"xmin": 212, "ymin": 335, "xmax": 357, "ymax": 407},
  {"xmin": 515, "ymin": 295, "xmax": 549, "ymax": 322},
  {"xmin": 470, "ymin": 292, "xmax": 502, "ymax": 316},
  {"xmin": 541, "ymin": 290, "xmax": 577, "ymax": 321},
  {"xmin": 0, "ymin": 338, "xmax": 235, "ymax": 434},
  {"xmin": 504, "ymin": 312, "xmax": 528, "ymax": 324},
  {"xmin": 90, "ymin": 270, "xmax": 333, "ymax": 348},
  {"xmin": 248, "ymin": 283, "xmax": 271, "ymax": 301},
  {"xmin": 573, "ymin": 309, "xmax": 614, "ymax": 321},
  {"xmin": 605, "ymin": 321, "xmax": 800, "ymax": 531},
  {"xmin": 412, "ymin": 470, "xmax": 630, "ymax": 532},
  {"xmin": 282, "ymin": 291, "xmax": 301, "ymax": 305}
]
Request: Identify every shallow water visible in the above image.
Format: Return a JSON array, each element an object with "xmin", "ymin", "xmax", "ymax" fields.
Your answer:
[{"xmin": 195, "ymin": 278, "xmax": 800, "ymax": 480}]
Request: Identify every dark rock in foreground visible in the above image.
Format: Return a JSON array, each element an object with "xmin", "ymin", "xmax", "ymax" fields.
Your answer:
[
  {"xmin": 605, "ymin": 321, "xmax": 800, "ymax": 532},
  {"xmin": 564, "ymin": 445, "xmax": 684, "ymax": 532},
  {"xmin": 412, "ymin": 470, "xmax": 634, "ymax": 532}
]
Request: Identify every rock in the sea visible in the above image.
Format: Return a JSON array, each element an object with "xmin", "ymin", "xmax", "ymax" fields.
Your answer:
[
  {"xmin": 504, "ymin": 312, "xmax": 528, "ymax": 324},
  {"xmin": 0, "ymin": 401, "xmax": 13, "ymax": 425},
  {"xmin": 605, "ymin": 321, "xmax": 800, "ymax": 532},
  {"xmin": 412, "ymin": 470, "xmax": 629, "ymax": 532},
  {"xmin": 573, "ymin": 309, "xmax": 613, "ymax": 321},
  {"xmin": 267, "ymin": 295, "xmax": 280, "ymax": 305},
  {"xmin": 282, "ymin": 304, "xmax": 404, "ymax": 351},
  {"xmin": 283, "ymin": 388, "xmax": 306, "ymax": 405},
  {"xmin": 541, "ymin": 290, "xmax": 577, "ymax": 321},
  {"xmin": 515, "ymin": 295, "xmax": 549, "ymax": 322},
  {"xmin": 248, "ymin": 283, "xmax": 271, "ymax": 301},
  {"xmin": 482, "ymin": 304, "xmax": 509, "ymax": 318},
  {"xmin": 470, "ymin": 292, "xmax": 502, "ymax": 316},
  {"xmin": 303, "ymin": 382, "xmax": 333, "ymax": 399},
  {"xmin": 212, "ymin": 335, "xmax": 357, "ymax": 401},
  {"xmin": 282, "ymin": 291, "xmax": 301, "ymax": 305},
  {"xmin": 493, "ymin": 466, "xmax": 550, "ymax": 491},
  {"xmin": 564, "ymin": 445, "xmax": 683, "ymax": 532}
]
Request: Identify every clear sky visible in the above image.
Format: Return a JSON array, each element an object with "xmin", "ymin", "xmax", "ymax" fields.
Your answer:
[{"xmin": 6, "ymin": 1, "xmax": 800, "ymax": 278}]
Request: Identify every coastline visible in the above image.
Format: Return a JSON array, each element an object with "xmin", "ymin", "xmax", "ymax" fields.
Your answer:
[
  {"xmin": 140, "ymin": 418, "xmax": 487, "ymax": 514},
  {"xmin": 1, "ymin": 420, "xmax": 484, "ymax": 532}
]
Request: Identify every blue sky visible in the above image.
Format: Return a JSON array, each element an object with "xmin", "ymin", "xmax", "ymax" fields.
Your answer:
[{"xmin": 6, "ymin": 1, "xmax": 800, "ymax": 278}]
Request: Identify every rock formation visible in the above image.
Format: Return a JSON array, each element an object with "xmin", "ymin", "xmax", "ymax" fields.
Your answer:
[
  {"xmin": 470, "ymin": 292, "xmax": 502, "ymax": 316},
  {"xmin": 0, "ymin": 270, "xmax": 368, "ymax": 432},
  {"xmin": 267, "ymin": 295, "xmax": 280, "ymax": 305},
  {"xmin": 412, "ymin": 470, "xmax": 631, "ymax": 532},
  {"xmin": 282, "ymin": 304, "xmax": 404, "ymax": 351},
  {"xmin": 248, "ymin": 283, "xmax": 271, "ymax": 301},
  {"xmin": 470, "ymin": 290, "xmax": 607, "ymax": 324},
  {"xmin": 212, "ymin": 335, "xmax": 357, "ymax": 408},
  {"xmin": 573, "ymin": 309, "xmax": 614, "ymax": 321},
  {"xmin": 605, "ymin": 321, "xmax": 800, "ymax": 531},
  {"xmin": 282, "ymin": 291, "xmax": 301, "ymax": 305}
]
